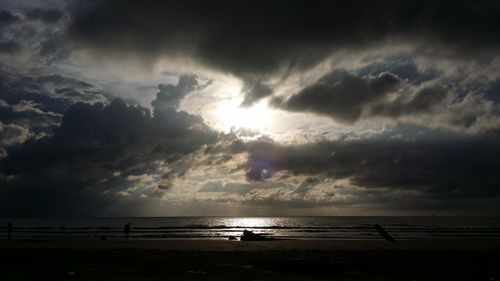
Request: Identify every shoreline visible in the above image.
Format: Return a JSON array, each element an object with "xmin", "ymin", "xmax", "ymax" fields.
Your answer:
[{"xmin": 2, "ymin": 238, "xmax": 500, "ymax": 251}]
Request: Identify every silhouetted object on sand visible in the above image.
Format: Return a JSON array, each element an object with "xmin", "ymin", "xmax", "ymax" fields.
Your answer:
[
  {"xmin": 228, "ymin": 236, "xmax": 237, "ymax": 240},
  {"xmin": 124, "ymin": 223, "xmax": 131, "ymax": 240},
  {"xmin": 240, "ymin": 230, "xmax": 277, "ymax": 241},
  {"xmin": 374, "ymin": 224, "xmax": 395, "ymax": 241},
  {"xmin": 7, "ymin": 221, "xmax": 12, "ymax": 240}
]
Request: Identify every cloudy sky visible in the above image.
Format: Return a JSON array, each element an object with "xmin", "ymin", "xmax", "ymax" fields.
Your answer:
[{"xmin": 1, "ymin": 0, "xmax": 500, "ymax": 216}]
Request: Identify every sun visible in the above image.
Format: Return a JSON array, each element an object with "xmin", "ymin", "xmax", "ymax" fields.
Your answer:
[{"xmin": 215, "ymin": 98, "xmax": 273, "ymax": 132}]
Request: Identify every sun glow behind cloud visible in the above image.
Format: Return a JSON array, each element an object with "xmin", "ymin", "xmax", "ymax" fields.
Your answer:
[{"xmin": 214, "ymin": 98, "xmax": 274, "ymax": 132}]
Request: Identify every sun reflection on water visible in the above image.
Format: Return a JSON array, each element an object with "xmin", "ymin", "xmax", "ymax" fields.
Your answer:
[{"xmin": 224, "ymin": 217, "xmax": 275, "ymax": 228}]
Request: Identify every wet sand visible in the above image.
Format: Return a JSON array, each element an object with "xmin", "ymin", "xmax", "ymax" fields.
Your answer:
[{"xmin": 1, "ymin": 239, "xmax": 499, "ymax": 280}]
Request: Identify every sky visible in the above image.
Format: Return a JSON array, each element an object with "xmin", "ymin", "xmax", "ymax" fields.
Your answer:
[{"xmin": 1, "ymin": 0, "xmax": 500, "ymax": 216}]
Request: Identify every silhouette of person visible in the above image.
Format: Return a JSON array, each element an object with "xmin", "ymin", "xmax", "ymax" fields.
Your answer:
[
  {"xmin": 7, "ymin": 221, "xmax": 12, "ymax": 240},
  {"xmin": 124, "ymin": 222, "xmax": 131, "ymax": 240}
]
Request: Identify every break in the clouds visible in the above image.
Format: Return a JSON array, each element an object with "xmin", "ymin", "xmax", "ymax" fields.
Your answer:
[{"xmin": 1, "ymin": 0, "xmax": 500, "ymax": 216}]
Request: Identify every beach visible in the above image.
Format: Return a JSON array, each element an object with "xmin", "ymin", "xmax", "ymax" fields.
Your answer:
[{"xmin": 1, "ymin": 239, "xmax": 499, "ymax": 280}]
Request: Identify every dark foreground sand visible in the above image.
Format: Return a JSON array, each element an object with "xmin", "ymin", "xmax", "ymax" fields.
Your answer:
[{"xmin": 1, "ymin": 239, "xmax": 499, "ymax": 280}]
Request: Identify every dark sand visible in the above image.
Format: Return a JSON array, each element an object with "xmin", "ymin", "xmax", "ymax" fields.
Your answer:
[{"xmin": 1, "ymin": 239, "xmax": 499, "ymax": 280}]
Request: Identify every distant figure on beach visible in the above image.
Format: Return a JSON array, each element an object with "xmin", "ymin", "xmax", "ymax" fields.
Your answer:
[
  {"xmin": 124, "ymin": 222, "xmax": 131, "ymax": 240},
  {"xmin": 7, "ymin": 221, "xmax": 12, "ymax": 240}
]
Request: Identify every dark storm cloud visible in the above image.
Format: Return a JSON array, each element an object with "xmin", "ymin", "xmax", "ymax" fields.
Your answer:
[
  {"xmin": 0, "ymin": 76, "xmax": 218, "ymax": 216},
  {"xmin": 276, "ymin": 72, "xmax": 401, "ymax": 123},
  {"xmin": 152, "ymin": 74, "xmax": 199, "ymax": 110},
  {"xmin": 0, "ymin": 72, "xmax": 110, "ymax": 111},
  {"xmin": 0, "ymin": 7, "xmax": 69, "ymax": 65},
  {"xmin": 0, "ymin": 41, "xmax": 21, "ymax": 55},
  {"xmin": 25, "ymin": 8, "xmax": 64, "ymax": 24},
  {"xmin": 2, "ymin": 0, "xmax": 500, "ymax": 216},
  {"xmin": 274, "ymin": 70, "xmax": 458, "ymax": 124},
  {"xmin": 242, "ymin": 132, "xmax": 500, "ymax": 203},
  {"xmin": 0, "ymin": 99, "xmax": 61, "ymax": 131},
  {"xmin": 38, "ymin": 38, "xmax": 70, "ymax": 63},
  {"xmin": 2, "ymin": 98, "xmax": 212, "ymax": 176},
  {"xmin": 67, "ymin": 0, "xmax": 500, "ymax": 104},
  {"xmin": 0, "ymin": 71, "xmax": 112, "ymax": 164},
  {"xmin": 36, "ymin": 74, "xmax": 95, "ymax": 91},
  {"xmin": 0, "ymin": 10, "xmax": 20, "ymax": 27}
]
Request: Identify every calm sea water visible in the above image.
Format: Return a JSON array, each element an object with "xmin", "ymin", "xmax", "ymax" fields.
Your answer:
[{"xmin": 1, "ymin": 217, "xmax": 500, "ymax": 240}]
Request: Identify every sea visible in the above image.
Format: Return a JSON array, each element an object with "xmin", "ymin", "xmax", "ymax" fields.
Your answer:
[{"xmin": 1, "ymin": 216, "xmax": 500, "ymax": 240}]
